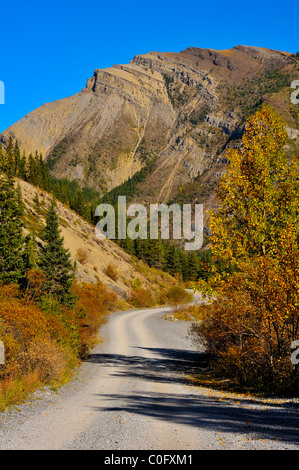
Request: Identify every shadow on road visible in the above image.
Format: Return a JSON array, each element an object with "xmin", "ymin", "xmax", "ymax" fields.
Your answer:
[
  {"xmin": 87, "ymin": 347, "xmax": 206, "ymax": 386},
  {"xmin": 85, "ymin": 347, "xmax": 299, "ymax": 446}
]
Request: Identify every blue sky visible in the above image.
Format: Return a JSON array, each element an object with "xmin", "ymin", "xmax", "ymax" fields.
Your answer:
[{"xmin": 0, "ymin": 0, "xmax": 297, "ymax": 133}]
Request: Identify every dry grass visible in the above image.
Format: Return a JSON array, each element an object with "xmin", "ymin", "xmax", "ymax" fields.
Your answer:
[
  {"xmin": 76, "ymin": 248, "xmax": 89, "ymax": 265},
  {"xmin": 104, "ymin": 263, "xmax": 119, "ymax": 281}
]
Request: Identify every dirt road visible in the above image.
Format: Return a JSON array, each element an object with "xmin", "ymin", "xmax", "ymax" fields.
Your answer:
[{"xmin": 0, "ymin": 306, "xmax": 298, "ymax": 450}]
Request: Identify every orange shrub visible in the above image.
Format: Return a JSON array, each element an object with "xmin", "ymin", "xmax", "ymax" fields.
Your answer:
[
  {"xmin": 0, "ymin": 284, "xmax": 67, "ymax": 382},
  {"xmin": 73, "ymin": 281, "xmax": 117, "ymax": 356},
  {"xmin": 129, "ymin": 286, "xmax": 156, "ymax": 308},
  {"xmin": 0, "ymin": 279, "xmax": 118, "ymax": 409},
  {"xmin": 191, "ymin": 252, "xmax": 299, "ymax": 393}
]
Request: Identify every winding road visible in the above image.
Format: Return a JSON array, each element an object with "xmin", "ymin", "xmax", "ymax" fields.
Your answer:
[{"xmin": 0, "ymin": 306, "xmax": 298, "ymax": 450}]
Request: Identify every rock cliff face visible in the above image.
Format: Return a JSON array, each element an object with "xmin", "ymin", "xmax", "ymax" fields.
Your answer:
[{"xmin": 1, "ymin": 45, "xmax": 298, "ymax": 212}]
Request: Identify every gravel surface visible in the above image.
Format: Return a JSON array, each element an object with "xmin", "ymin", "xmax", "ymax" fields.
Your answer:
[{"xmin": 0, "ymin": 306, "xmax": 298, "ymax": 450}]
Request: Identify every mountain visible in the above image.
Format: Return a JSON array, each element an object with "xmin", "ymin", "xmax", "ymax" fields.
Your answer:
[{"xmin": 1, "ymin": 45, "xmax": 299, "ymax": 227}]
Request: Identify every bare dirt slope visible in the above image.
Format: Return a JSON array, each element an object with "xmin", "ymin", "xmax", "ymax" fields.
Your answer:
[{"xmin": 19, "ymin": 178, "xmax": 174, "ymax": 302}]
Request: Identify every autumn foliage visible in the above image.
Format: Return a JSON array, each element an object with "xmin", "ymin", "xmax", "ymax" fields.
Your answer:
[
  {"xmin": 0, "ymin": 279, "xmax": 117, "ymax": 409},
  {"xmin": 192, "ymin": 106, "xmax": 299, "ymax": 393}
]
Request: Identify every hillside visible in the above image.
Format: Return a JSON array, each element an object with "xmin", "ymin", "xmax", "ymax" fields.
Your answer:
[{"xmin": 17, "ymin": 178, "xmax": 175, "ymax": 303}]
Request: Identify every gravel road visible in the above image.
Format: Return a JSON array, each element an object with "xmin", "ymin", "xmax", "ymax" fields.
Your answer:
[{"xmin": 0, "ymin": 306, "xmax": 298, "ymax": 450}]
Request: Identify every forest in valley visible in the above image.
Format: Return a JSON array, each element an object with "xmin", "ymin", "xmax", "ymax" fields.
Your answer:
[{"xmin": 0, "ymin": 137, "xmax": 218, "ymax": 283}]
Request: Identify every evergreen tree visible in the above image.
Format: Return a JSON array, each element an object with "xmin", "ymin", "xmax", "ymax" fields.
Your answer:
[
  {"xmin": 0, "ymin": 143, "xmax": 4, "ymax": 172},
  {"xmin": 39, "ymin": 200, "xmax": 76, "ymax": 306},
  {"xmin": 185, "ymin": 251, "xmax": 199, "ymax": 281},
  {"xmin": 33, "ymin": 192, "xmax": 41, "ymax": 215},
  {"xmin": 23, "ymin": 233, "xmax": 38, "ymax": 271},
  {"xmin": 178, "ymin": 250, "xmax": 188, "ymax": 280},
  {"xmin": 72, "ymin": 187, "xmax": 87, "ymax": 219},
  {"xmin": 4, "ymin": 136, "xmax": 15, "ymax": 176},
  {"xmin": 16, "ymin": 183, "xmax": 25, "ymax": 215},
  {"xmin": 134, "ymin": 238, "xmax": 146, "ymax": 260},
  {"xmin": 164, "ymin": 242, "xmax": 181, "ymax": 276},
  {"xmin": 13, "ymin": 141, "xmax": 21, "ymax": 176},
  {"xmin": 0, "ymin": 175, "xmax": 25, "ymax": 283},
  {"xmin": 18, "ymin": 151, "xmax": 27, "ymax": 180},
  {"xmin": 27, "ymin": 153, "xmax": 38, "ymax": 185},
  {"xmin": 145, "ymin": 238, "xmax": 165, "ymax": 269}
]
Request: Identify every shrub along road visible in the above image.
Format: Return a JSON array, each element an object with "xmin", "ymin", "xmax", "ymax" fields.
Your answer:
[{"xmin": 0, "ymin": 306, "xmax": 298, "ymax": 450}]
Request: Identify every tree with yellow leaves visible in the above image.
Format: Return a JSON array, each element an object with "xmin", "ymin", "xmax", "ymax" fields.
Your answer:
[
  {"xmin": 192, "ymin": 105, "xmax": 299, "ymax": 393},
  {"xmin": 209, "ymin": 105, "xmax": 299, "ymax": 264}
]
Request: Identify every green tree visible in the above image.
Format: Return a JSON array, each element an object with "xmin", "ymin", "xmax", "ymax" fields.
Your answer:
[
  {"xmin": 4, "ymin": 136, "xmax": 15, "ymax": 176},
  {"xmin": 23, "ymin": 233, "xmax": 38, "ymax": 271},
  {"xmin": 18, "ymin": 151, "xmax": 27, "ymax": 180},
  {"xmin": 145, "ymin": 238, "xmax": 165, "ymax": 270},
  {"xmin": 0, "ymin": 175, "xmax": 25, "ymax": 283},
  {"xmin": 13, "ymin": 141, "xmax": 21, "ymax": 176},
  {"xmin": 163, "ymin": 242, "xmax": 181, "ymax": 276},
  {"xmin": 185, "ymin": 251, "xmax": 199, "ymax": 281},
  {"xmin": 0, "ymin": 143, "xmax": 5, "ymax": 172},
  {"xmin": 33, "ymin": 192, "xmax": 41, "ymax": 215},
  {"xmin": 39, "ymin": 200, "xmax": 76, "ymax": 306}
]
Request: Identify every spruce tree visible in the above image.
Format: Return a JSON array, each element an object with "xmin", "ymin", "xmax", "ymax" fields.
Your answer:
[
  {"xmin": 0, "ymin": 175, "xmax": 25, "ymax": 283},
  {"xmin": 145, "ymin": 238, "xmax": 164, "ymax": 269},
  {"xmin": 185, "ymin": 251, "xmax": 199, "ymax": 281},
  {"xmin": 33, "ymin": 192, "xmax": 41, "ymax": 216},
  {"xmin": 39, "ymin": 200, "xmax": 76, "ymax": 306},
  {"xmin": 164, "ymin": 242, "xmax": 180, "ymax": 276},
  {"xmin": 18, "ymin": 151, "xmax": 27, "ymax": 180},
  {"xmin": 4, "ymin": 136, "xmax": 15, "ymax": 176},
  {"xmin": 13, "ymin": 141, "xmax": 21, "ymax": 176},
  {"xmin": 27, "ymin": 153, "xmax": 38, "ymax": 185},
  {"xmin": 0, "ymin": 144, "xmax": 4, "ymax": 172},
  {"xmin": 178, "ymin": 250, "xmax": 188, "ymax": 280},
  {"xmin": 23, "ymin": 233, "xmax": 38, "ymax": 271}
]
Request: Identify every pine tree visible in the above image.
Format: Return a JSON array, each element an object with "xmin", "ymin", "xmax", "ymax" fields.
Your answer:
[
  {"xmin": 33, "ymin": 192, "xmax": 41, "ymax": 216},
  {"xmin": 72, "ymin": 187, "xmax": 87, "ymax": 219},
  {"xmin": 164, "ymin": 242, "xmax": 180, "ymax": 276},
  {"xmin": 18, "ymin": 151, "xmax": 27, "ymax": 180},
  {"xmin": 13, "ymin": 141, "xmax": 21, "ymax": 176},
  {"xmin": 39, "ymin": 200, "xmax": 76, "ymax": 306},
  {"xmin": 27, "ymin": 153, "xmax": 38, "ymax": 185},
  {"xmin": 0, "ymin": 143, "xmax": 4, "ymax": 172},
  {"xmin": 145, "ymin": 238, "xmax": 165, "ymax": 269},
  {"xmin": 134, "ymin": 237, "xmax": 146, "ymax": 259},
  {"xmin": 23, "ymin": 233, "xmax": 38, "ymax": 271},
  {"xmin": 4, "ymin": 136, "xmax": 15, "ymax": 176},
  {"xmin": 0, "ymin": 175, "xmax": 25, "ymax": 283},
  {"xmin": 178, "ymin": 250, "xmax": 188, "ymax": 280},
  {"xmin": 16, "ymin": 183, "xmax": 25, "ymax": 215},
  {"xmin": 185, "ymin": 251, "xmax": 199, "ymax": 281}
]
